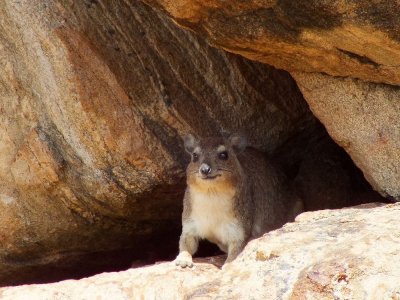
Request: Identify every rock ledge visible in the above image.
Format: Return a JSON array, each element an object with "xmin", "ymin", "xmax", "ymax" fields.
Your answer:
[{"xmin": 1, "ymin": 202, "xmax": 399, "ymax": 299}]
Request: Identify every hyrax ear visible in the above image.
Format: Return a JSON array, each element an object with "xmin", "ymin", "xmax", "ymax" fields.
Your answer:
[
  {"xmin": 229, "ymin": 134, "xmax": 247, "ymax": 153},
  {"xmin": 183, "ymin": 134, "xmax": 198, "ymax": 153}
]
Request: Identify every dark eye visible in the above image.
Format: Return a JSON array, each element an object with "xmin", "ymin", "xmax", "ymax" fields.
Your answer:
[
  {"xmin": 218, "ymin": 151, "xmax": 228, "ymax": 160},
  {"xmin": 192, "ymin": 153, "xmax": 199, "ymax": 162}
]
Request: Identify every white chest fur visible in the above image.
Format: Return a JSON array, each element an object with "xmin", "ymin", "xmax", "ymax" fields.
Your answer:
[{"xmin": 187, "ymin": 186, "xmax": 244, "ymax": 248}]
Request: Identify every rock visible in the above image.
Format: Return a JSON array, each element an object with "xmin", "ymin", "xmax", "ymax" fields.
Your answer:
[
  {"xmin": 0, "ymin": 261, "xmax": 220, "ymax": 300},
  {"xmin": 141, "ymin": 0, "xmax": 400, "ymax": 200},
  {"xmin": 1, "ymin": 202, "xmax": 399, "ymax": 299},
  {"xmin": 273, "ymin": 123, "xmax": 383, "ymax": 211},
  {"xmin": 0, "ymin": 0, "xmax": 316, "ymax": 284},
  {"xmin": 293, "ymin": 72, "xmax": 400, "ymax": 200},
  {"xmin": 143, "ymin": 0, "xmax": 400, "ymax": 86}
]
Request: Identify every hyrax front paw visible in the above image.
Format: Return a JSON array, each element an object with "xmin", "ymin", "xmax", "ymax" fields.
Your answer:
[{"xmin": 174, "ymin": 251, "xmax": 193, "ymax": 268}]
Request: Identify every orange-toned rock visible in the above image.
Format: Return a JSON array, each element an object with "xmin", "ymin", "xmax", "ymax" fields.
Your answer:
[
  {"xmin": 0, "ymin": 0, "xmax": 386, "ymax": 286},
  {"xmin": 143, "ymin": 0, "xmax": 400, "ymax": 86},
  {"xmin": 0, "ymin": 0, "xmax": 316, "ymax": 285}
]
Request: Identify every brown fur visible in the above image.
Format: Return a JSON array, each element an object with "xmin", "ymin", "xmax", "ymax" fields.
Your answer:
[{"xmin": 174, "ymin": 134, "xmax": 303, "ymax": 267}]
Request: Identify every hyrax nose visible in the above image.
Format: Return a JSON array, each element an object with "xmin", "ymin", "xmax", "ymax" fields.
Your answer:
[{"xmin": 200, "ymin": 163, "xmax": 211, "ymax": 175}]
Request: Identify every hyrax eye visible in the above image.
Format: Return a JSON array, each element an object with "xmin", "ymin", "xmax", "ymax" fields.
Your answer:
[
  {"xmin": 192, "ymin": 153, "xmax": 199, "ymax": 162},
  {"xmin": 218, "ymin": 151, "xmax": 228, "ymax": 160}
]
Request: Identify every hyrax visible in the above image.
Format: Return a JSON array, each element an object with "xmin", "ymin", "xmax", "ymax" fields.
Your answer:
[{"xmin": 174, "ymin": 134, "xmax": 303, "ymax": 267}]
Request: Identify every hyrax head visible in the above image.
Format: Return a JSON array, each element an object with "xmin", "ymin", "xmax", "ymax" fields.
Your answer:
[{"xmin": 183, "ymin": 134, "xmax": 247, "ymax": 190}]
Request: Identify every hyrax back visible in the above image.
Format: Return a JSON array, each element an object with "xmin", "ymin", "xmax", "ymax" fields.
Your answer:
[{"xmin": 174, "ymin": 134, "xmax": 302, "ymax": 268}]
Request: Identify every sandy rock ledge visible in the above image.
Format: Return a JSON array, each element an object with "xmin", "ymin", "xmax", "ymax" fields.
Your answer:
[{"xmin": 1, "ymin": 202, "xmax": 399, "ymax": 299}]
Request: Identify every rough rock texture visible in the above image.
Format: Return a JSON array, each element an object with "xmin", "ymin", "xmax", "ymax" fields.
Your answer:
[
  {"xmin": 0, "ymin": 0, "xmax": 319, "ymax": 285},
  {"xmin": 142, "ymin": 0, "xmax": 400, "ymax": 200},
  {"xmin": 2, "ymin": 203, "xmax": 400, "ymax": 299},
  {"xmin": 293, "ymin": 72, "xmax": 400, "ymax": 201},
  {"xmin": 143, "ymin": 0, "xmax": 400, "ymax": 86}
]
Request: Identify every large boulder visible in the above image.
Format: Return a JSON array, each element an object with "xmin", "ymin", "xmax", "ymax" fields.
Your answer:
[
  {"xmin": 1, "ymin": 203, "xmax": 399, "ymax": 299},
  {"xmin": 293, "ymin": 72, "xmax": 400, "ymax": 200},
  {"xmin": 0, "ymin": 0, "xmax": 319, "ymax": 285},
  {"xmin": 143, "ymin": 0, "xmax": 400, "ymax": 85}
]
